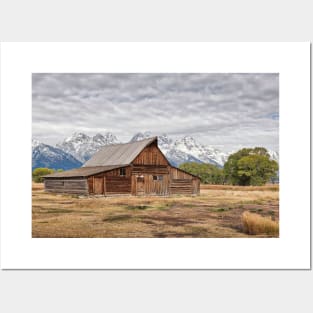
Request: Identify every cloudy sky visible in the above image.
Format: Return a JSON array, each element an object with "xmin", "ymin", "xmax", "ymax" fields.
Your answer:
[{"xmin": 32, "ymin": 73, "xmax": 279, "ymax": 152}]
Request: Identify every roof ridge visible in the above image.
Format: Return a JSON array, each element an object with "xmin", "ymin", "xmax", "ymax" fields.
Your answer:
[{"xmin": 82, "ymin": 136, "xmax": 159, "ymax": 167}]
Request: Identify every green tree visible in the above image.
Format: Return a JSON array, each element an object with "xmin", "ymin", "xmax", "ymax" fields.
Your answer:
[
  {"xmin": 32, "ymin": 168, "xmax": 55, "ymax": 183},
  {"xmin": 224, "ymin": 147, "xmax": 278, "ymax": 186},
  {"xmin": 179, "ymin": 162, "xmax": 225, "ymax": 184}
]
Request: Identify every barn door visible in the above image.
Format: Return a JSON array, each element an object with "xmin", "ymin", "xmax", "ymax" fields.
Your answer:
[
  {"xmin": 136, "ymin": 176, "xmax": 145, "ymax": 195},
  {"xmin": 94, "ymin": 177, "xmax": 104, "ymax": 194}
]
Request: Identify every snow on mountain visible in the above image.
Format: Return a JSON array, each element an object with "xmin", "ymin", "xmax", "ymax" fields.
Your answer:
[
  {"xmin": 268, "ymin": 150, "xmax": 279, "ymax": 162},
  {"xmin": 172, "ymin": 136, "xmax": 228, "ymax": 167},
  {"xmin": 157, "ymin": 134, "xmax": 173, "ymax": 155},
  {"xmin": 32, "ymin": 139, "xmax": 82, "ymax": 170},
  {"xmin": 165, "ymin": 148, "xmax": 203, "ymax": 167},
  {"xmin": 131, "ymin": 132, "xmax": 228, "ymax": 167},
  {"xmin": 32, "ymin": 139, "xmax": 41, "ymax": 149},
  {"xmin": 130, "ymin": 131, "xmax": 153, "ymax": 143},
  {"xmin": 57, "ymin": 132, "xmax": 119, "ymax": 162},
  {"xmin": 35, "ymin": 131, "xmax": 279, "ymax": 170}
]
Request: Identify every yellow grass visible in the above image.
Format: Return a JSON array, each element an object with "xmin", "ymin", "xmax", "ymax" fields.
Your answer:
[
  {"xmin": 32, "ymin": 183, "xmax": 279, "ymax": 238},
  {"xmin": 242, "ymin": 211, "xmax": 279, "ymax": 236}
]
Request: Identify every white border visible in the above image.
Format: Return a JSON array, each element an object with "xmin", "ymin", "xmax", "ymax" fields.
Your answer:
[{"xmin": 0, "ymin": 42, "xmax": 310, "ymax": 269}]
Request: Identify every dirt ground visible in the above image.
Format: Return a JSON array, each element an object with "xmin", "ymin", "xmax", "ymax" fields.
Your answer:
[{"xmin": 32, "ymin": 183, "xmax": 279, "ymax": 238}]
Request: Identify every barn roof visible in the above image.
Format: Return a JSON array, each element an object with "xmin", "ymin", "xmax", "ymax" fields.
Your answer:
[
  {"xmin": 42, "ymin": 165, "xmax": 125, "ymax": 178},
  {"xmin": 83, "ymin": 137, "xmax": 158, "ymax": 167}
]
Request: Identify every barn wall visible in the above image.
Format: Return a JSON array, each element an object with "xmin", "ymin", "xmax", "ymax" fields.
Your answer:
[
  {"xmin": 131, "ymin": 174, "xmax": 169, "ymax": 195},
  {"xmin": 104, "ymin": 166, "xmax": 132, "ymax": 177},
  {"xmin": 132, "ymin": 145, "xmax": 168, "ymax": 166},
  {"xmin": 44, "ymin": 178, "xmax": 88, "ymax": 195},
  {"xmin": 192, "ymin": 178, "xmax": 200, "ymax": 195},
  {"xmin": 169, "ymin": 167, "xmax": 200, "ymax": 195},
  {"xmin": 104, "ymin": 166, "xmax": 132, "ymax": 194},
  {"xmin": 169, "ymin": 167, "xmax": 194, "ymax": 179},
  {"xmin": 86, "ymin": 166, "xmax": 132, "ymax": 195},
  {"xmin": 105, "ymin": 176, "xmax": 131, "ymax": 194},
  {"xmin": 131, "ymin": 165, "xmax": 170, "ymax": 195},
  {"xmin": 132, "ymin": 165, "xmax": 169, "ymax": 175},
  {"xmin": 145, "ymin": 174, "xmax": 169, "ymax": 195},
  {"xmin": 169, "ymin": 179, "xmax": 193, "ymax": 195}
]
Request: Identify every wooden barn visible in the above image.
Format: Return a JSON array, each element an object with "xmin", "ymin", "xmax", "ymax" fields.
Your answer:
[{"xmin": 43, "ymin": 137, "xmax": 200, "ymax": 196}]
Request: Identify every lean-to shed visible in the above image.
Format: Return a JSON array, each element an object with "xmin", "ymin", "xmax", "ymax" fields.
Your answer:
[{"xmin": 43, "ymin": 137, "xmax": 200, "ymax": 196}]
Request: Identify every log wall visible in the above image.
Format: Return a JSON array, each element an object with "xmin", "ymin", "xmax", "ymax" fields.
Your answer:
[
  {"xmin": 169, "ymin": 167, "xmax": 200, "ymax": 195},
  {"xmin": 44, "ymin": 178, "xmax": 88, "ymax": 195},
  {"xmin": 169, "ymin": 179, "xmax": 193, "ymax": 195}
]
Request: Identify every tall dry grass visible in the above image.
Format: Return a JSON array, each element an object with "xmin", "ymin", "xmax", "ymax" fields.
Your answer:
[
  {"xmin": 241, "ymin": 211, "xmax": 279, "ymax": 236},
  {"xmin": 201, "ymin": 184, "xmax": 279, "ymax": 191}
]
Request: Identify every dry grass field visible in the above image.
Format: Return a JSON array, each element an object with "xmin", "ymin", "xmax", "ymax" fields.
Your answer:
[{"xmin": 32, "ymin": 183, "xmax": 279, "ymax": 238}]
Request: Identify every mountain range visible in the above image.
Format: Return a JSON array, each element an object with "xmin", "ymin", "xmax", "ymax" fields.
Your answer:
[
  {"xmin": 32, "ymin": 132, "xmax": 279, "ymax": 170},
  {"xmin": 32, "ymin": 139, "xmax": 82, "ymax": 170}
]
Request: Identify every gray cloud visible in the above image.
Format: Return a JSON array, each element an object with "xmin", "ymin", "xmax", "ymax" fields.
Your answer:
[{"xmin": 32, "ymin": 73, "xmax": 279, "ymax": 152}]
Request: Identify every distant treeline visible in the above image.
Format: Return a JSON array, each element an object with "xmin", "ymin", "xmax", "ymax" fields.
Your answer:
[{"xmin": 179, "ymin": 147, "xmax": 278, "ymax": 186}]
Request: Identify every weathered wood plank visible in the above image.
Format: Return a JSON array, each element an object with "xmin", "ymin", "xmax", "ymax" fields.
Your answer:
[{"xmin": 132, "ymin": 144, "xmax": 169, "ymax": 166}]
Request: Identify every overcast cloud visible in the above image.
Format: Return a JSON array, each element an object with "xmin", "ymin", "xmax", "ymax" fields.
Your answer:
[{"xmin": 32, "ymin": 73, "xmax": 279, "ymax": 152}]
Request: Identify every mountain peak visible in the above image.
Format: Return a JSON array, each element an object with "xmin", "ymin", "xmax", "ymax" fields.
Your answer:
[
  {"xmin": 181, "ymin": 135, "xmax": 197, "ymax": 144},
  {"xmin": 32, "ymin": 139, "xmax": 41, "ymax": 148},
  {"xmin": 65, "ymin": 132, "xmax": 90, "ymax": 143},
  {"xmin": 57, "ymin": 131, "xmax": 119, "ymax": 162},
  {"xmin": 130, "ymin": 131, "xmax": 153, "ymax": 142},
  {"xmin": 32, "ymin": 141, "xmax": 82, "ymax": 170}
]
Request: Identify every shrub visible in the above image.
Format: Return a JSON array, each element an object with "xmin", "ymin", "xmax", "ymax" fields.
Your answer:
[
  {"xmin": 241, "ymin": 211, "xmax": 279, "ymax": 236},
  {"xmin": 32, "ymin": 167, "xmax": 55, "ymax": 183}
]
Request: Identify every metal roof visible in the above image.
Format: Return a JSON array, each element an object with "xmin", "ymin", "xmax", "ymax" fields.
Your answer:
[
  {"xmin": 83, "ymin": 137, "xmax": 158, "ymax": 167},
  {"xmin": 42, "ymin": 165, "xmax": 125, "ymax": 178}
]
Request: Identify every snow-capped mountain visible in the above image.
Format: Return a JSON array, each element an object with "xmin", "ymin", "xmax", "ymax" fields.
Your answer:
[
  {"xmin": 131, "ymin": 132, "xmax": 228, "ymax": 167},
  {"xmin": 131, "ymin": 132, "xmax": 174, "ymax": 155},
  {"xmin": 172, "ymin": 136, "xmax": 229, "ymax": 167},
  {"xmin": 130, "ymin": 131, "xmax": 153, "ymax": 143},
  {"xmin": 56, "ymin": 132, "xmax": 119, "ymax": 162},
  {"xmin": 268, "ymin": 150, "xmax": 279, "ymax": 162},
  {"xmin": 165, "ymin": 148, "xmax": 203, "ymax": 167},
  {"xmin": 33, "ymin": 131, "xmax": 279, "ymax": 170},
  {"xmin": 32, "ymin": 139, "xmax": 82, "ymax": 170}
]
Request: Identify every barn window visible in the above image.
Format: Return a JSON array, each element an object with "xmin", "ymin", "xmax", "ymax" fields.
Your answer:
[
  {"xmin": 119, "ymin": 168, "xmax": 126, "ymax": 176},
  {"xmin": 153, "ymin": 175, "xmax": 163, "ymax": 181}
]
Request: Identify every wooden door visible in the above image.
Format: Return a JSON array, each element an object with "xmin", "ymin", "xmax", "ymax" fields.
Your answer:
[
  {"xmin": 136, "ymin": 176, "xmax": 145, "ymax": 195},
  {"xmin": 94, "ymin": 177, "xmax": 104, "ymax": 194}
]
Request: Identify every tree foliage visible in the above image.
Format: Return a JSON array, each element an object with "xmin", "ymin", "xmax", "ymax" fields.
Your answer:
[
  {"xmin": 32, "ymin": 168, "xmax": 55, "ymax": 183},
  {"xmin": 179, "ymin": 162, "xmax": 225, "ymax": 184},
  {"xmin": 223, "ymin": 147, "xmax": 278, "ymax": 186}
]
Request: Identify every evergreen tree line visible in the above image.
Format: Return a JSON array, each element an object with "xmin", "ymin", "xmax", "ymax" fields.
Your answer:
[{"xmin": 179, "ymin": 147, "xmax": 278, "ymax": 186}]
